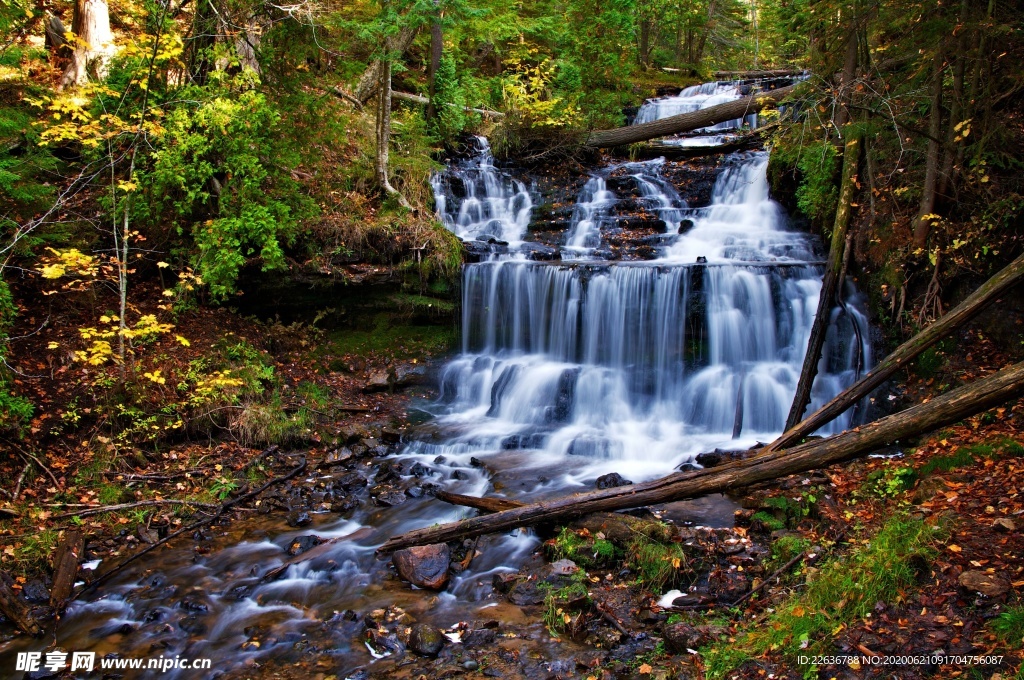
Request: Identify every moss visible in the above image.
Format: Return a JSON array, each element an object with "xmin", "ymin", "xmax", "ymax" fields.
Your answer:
[
  {"xmin": 627, "ymin": 534, "xmax": 688, "ymax": 592},
  {"xmin": 324, "ymin": 315, "xmax": 456, "ymax": 358},
  {"xmin": 991, "ymin": 606, "xmax": 1024, "ymax": 648},
  {"xmin": 701, "ymin": 514, "xmax": 944, "ymax": 678}
]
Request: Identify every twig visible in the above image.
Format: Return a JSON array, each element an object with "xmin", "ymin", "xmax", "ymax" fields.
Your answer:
[
  {"xmin": 595, "ymin": 600, "xmax": 633, "ymax": 637},
  {"xmin": 100, "ymin": 469, "xmax": 211, "ymax": 482},
  {"xmin": 13, "ymin": 461, "xmax": 31, "ymax": 501},
  {"xmin": 78, "ymin": 456, "xmax": 306, "ymax": 596},
  {"xmin": 50, "ymin": 499, "xmax": 220, "ymax": 520},
  {"xmin": 9, "ymin": 444, "xmax": 61, "ymax": 488},
  {"xmin": 731, "ymin": 550, "xmax": 809, "ymax": 608}
]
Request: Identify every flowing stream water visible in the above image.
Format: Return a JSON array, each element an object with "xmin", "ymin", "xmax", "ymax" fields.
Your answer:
[{"xmin": 1, "ymin": 79, "xmax": 870, "ymax": 678}]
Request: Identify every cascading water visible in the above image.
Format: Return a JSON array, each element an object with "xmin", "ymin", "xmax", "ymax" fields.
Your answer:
[
  {"xmin": 1, "ymin": 80, "xmax": 870, "ymax": 679},
  {"xmin": 633, "ymin": 81, "xmax": 757, "ymax": 144},
  {"xmin": 429, "ymin": 136, "xmax": 533, "ymax": 247}
]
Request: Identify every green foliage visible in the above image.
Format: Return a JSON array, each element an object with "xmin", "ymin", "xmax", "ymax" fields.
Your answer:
[
  {"xmin": 146, "ymin": 81, "xmax": 316, "ymax": 298},
  {"xmin": 548, "ymin": 526, "xmax": 621, "ymax": 568},
  {"xmin": 430, "ymin": 53, "xmax": 473, "ymax": 141},
  {"xmin": 919, "ymin": 437, "xmax": 1024, "ymax": 476},
  {"xmin": 860, "ymin": 465, "xmax": 918, "ymax": 499},
  {"xmin": 768, "ymin": 535, "xmax": 812, "ymax": 571},
  {"xmin": 702, "ymin": 515, "xmax": 943, "ymax": 678},
  {"xmin": 991, "ymin": 606, "xmax": 1024, "ymax": 648},
  {"xmin": 540, "ymin": 569, "xmax": 591, "ymax": 636},
  {"xmin": 627, "ymin": 533, "xmax": 687, "ymax": 592},
  {"xmin": 794, "ymin": 141, "xmax": 840, "ymax": 227}
]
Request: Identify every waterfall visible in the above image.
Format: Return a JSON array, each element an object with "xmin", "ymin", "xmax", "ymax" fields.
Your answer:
[
  {"xmin": 430, "ymin": 147, "xmax": 872, "ymax": 484},
  {"xmin": 429, "ymin": 136, "xmax": 533, "ymax": 247},
  {"xmin": 633, "ymin": 81, "xmax": 757, "ymax": 142},
  {"xmin": 565, "ymin": 176, "xmax": 616, "ymax": 252}
]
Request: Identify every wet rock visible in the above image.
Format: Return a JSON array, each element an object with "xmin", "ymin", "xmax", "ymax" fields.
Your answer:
[
  {"xmin": 287, "ymin": 535, "xmax": 325, "ymax": 557},
  {"xmin": 21, "ymin": 579, "xmax": 50, "ymax": 604},
  {"xmin": 710, "ymin": 569, "xmax": 750, "ymax": 602},
  {"xmin": 500, "ymin": 433, "xmax": 546, "ymax": 450},
  {"xmin": 695, "ymin": 451, "xmax": 722, "ymax": 468},
  {"xmin": 678, "ymin": 218, "xmax": 695, "ymax": 234},
  {"xmin": 137, "ymin": 525, "xmax": 160, "ymax": 544},
  {"xmin": 958, "ymin": 570, "xmax": 1010, "ymax": 598},
  {"xmin": 405, "ymin": 486, "xmax": 426, "ymax": 499},
  {"xmin": 287, "ymin": 511, "xmax": 312, "ymax": 528},
  {"xmin": 375, "ymin": 490, "xmax": 408, "ymax": 507},
  {"xmin": 450, "ymin": 469, "xmax": 469, "ymax": 481},
  {"xmin": 330, "ymin": 471, "xmax": 367, "ymax": 491},
  {"xmin": 492, "ymin": 572, "xmax": 521, "ymax": 593},
  {"xmin": 363, "ymin": 368, "xmax": 394, "ymax": 393},
  {"xmin": 367, "ymin": 628, "xmax": 405, "ymax": 655},
  {"xmin": 506, "ymin": 579, "xmax": 545, "ymax": 606},
  {"xmin": 671, "ymin": 592, "xmax": 716, "ymax": 607},
  {"xmin": 548, "ymin": 559, "xmax": 579, "ymax": 577},
  {"xmin": 409, "ymin": 623, "xmax": 446, "ymax": 657},
  {"xmin": 595, "ymin": 472, "xmax": 633, "ymax": 489},
  {"xmin": 521, "ymin": 242, "xmax": 561, "ymax": 262},
  {"xmin": 338, "ymin": 423, "xmax": 371, "ymax": 444},
  {"xmin": 178, "ymin": 615, "xmax": 207, "ymax": 635},
  {"xmin": 663, "ymin": 622, "xmax": 728, "ymax": 653},
  {"xmin": 463, "ymin": 660, "xmax": 480, "ymax": 671},
  {"xmin": 678, "ymin": 463, "xmax": 699, "ymax": 472},
  {"xmin": 319, "ymin": 447, "xmax": 353, "ymax": 468},
  {"xmin": 394, "ymin": 363, "xmax": 428, "ymax": 388},
  {"xmin": 547, "ymin": 368, "xmax": 580, "ymax": 423},
  {"xmin": 463, "ymin": 628, "xmax": 497, "ymax": 647},
  {"xmin": 331, "ymin": 497, "xmax": 361, "ymax": 514},
  {"xmin": 392, "ymin": 544, "xmax": 451, "ymax": 590}
]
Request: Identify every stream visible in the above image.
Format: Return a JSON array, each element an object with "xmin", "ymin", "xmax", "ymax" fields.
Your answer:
[{"xmin": 2, "ymin": 78, "xmax": 872, "ymax": 679}]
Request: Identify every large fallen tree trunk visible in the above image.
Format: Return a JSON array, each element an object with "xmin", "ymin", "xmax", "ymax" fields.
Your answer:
[
  {"xmin": 714, "ymin": 69, "xmax": 804, "ymax": 79},
  {"xmin": 785, "ymin": 132, "xmax": 861, "ymax": 431},
  {"xmin": 585, "ymin": 85, "xmax": 795, "ymax": 148},
  {"xmin": 766, "ymin": 250, "xmax": 1024, "ymax": 453},
  {"xmin": 627, "ymin": 133, "xmax": 765, "ymax": 160},
  {"xmin": 379, "ymin": 360, "xmax": 1024, "ymax": 552}
]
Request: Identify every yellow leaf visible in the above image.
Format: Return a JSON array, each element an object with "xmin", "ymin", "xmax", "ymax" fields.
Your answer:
[
  {"xmin": 157, "ymin": 261, "xmax": 170, "ymax": 268},
  {"xmin": 948, "ymin": 544, "xmax": 962, "ymax": 553},
  {"xmin": 175, "ymin": 335, "xmax": 191, "ymax": 347},
  {"xmin": 639, "ymin": 663, "xmax": 653, "ymax": 674},
  {"xmin": 47, "ymin": 341, "xmax": 59, "ymax": 349}
]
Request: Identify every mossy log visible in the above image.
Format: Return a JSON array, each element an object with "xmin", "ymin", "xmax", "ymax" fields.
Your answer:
[
  {"xmin": 0, "ymin": 574, "xmax": 41, "ymax": 636},
  {"xmin": 379, "ymin": 360, "xmax": 1024, "ymax": 552}
]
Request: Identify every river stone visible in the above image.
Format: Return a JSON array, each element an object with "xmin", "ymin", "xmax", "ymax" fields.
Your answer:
[
  {"xmin": 394, "ymin": 363, "xmax": 428, "ymax": 388},
  {"xmin": 363, "ymin": 369, "xmax": 393, "ymax": 393},
  {"xmin": 595, "ymin": 472, "xmax": 633, "ymax": 489},
  {"xmin": 958, "ymin": 570, "xmax": 1010, "ymax": 598},
  {"xmin": 408, "ymin": 623, "xmax": 445, "ymax": 657},
  {"xmin": 287, "ymin": 510, "xmax": 312, "ymax": 527},
  {"xmin": 320, "ymin": 447, "xmax": 353, "ymax": 468},
  {"xmin": 287, "ymin": 535, "xmax": 324, "ymax": 556},
  {"xmin": 695, "ymin": 451, "xmax": 723, "ymax": 468},
  {"xmin": 663, "ymin": 622, "xmax": 728, "ymax": 653},
  {"xmin": 462, "ymin": 627, "xmax": 497, "ymax": 647},
  {"xmin": 375, "ymin": 490, "xmax": 407, "ymax": 507},
  {"xmin": 506, "ymin": 579, "xmax": 545, "ymax": 606},
  {"xmin": 392, "ymin": 544, "xmax": 451, "ymax": 589},
  {"xmin": 21, "ymin": 579, "xmax": 50, "ymax": 604}
]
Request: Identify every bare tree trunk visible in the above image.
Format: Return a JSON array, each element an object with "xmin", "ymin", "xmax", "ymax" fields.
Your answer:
[
  {"xmin": 60, "ymin": 0, "xmax": 115, "ymax": 89},
  {"xmin": 768, "ymin": 250, "xmax": 1024, "ymax": 452},
  {"xmin": 639, "ymin": 19, "xmax": 652, "ymax": 68},
  {"xmin": 785, "ymin": 133, "xmax": 861, "ymax": 430},
  {"xmin": 356, "ymin": 25, "xmax": 419, "ymax": 104},
  {"xmin": 585, "ymin": 85, "xmax": 795, "ymax": 147},
  {"xmin": 834, "ymin": 26, "xmax": 858, "ymax": 128},
  {"xmin": 695, "ymin": 0, "xmax": 718, "ymax": 67},
  {"xmin": 375, "ymin": 59, "xmax": 412, "ymax": 210},
  {"xmin": 912, "ymin": 48, "xmax": 945, "ymax": 250},
  {"xmin": 938, "ymin": 0, "xmax": 969, "ymax": 199},
  {"xmin": 379, "ymin": 360, "xmax": 1024, "ymax": 552}
]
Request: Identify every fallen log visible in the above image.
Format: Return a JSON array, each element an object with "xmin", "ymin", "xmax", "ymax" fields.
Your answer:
[
  {"xmin": 785, "ymin": 132, "xmax": 861, "ymax": 431},
  {"xmin": 0, "ymin": 574, "xmax": 40, "ymax": 635},
  {"xmin": 585, "ymin": 85, "xmax": 796, "ymax": 148},
  {"xmin": 713, "ymin": 69, "xmax": 804, "ymax": 79},
  {"xmin": 391, "ymin": 91, "xmax": 504, "ymax": 118},
  {"xmin": 767, "ymin": 250, "xmax": 1024, "ymax": 453},
  {"xmin": 50, "ymin": 530, "xmax": 83, "ymax": 610},
  {"xmin": 378, "ymin": 360, "xmax": 1024, "ymax": 552},
  {"xmin": 626, "ymin": 135, "xmax": 763, "ymax": 160}
]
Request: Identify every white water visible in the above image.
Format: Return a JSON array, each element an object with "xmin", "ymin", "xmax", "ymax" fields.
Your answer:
[
  {"xmin": 430, "ymin": 136, "xmax": 533, "ymax": 248},
  {"xmin": 633, "ymin": 81, "xmax": 757, "ymax": 143},
  {"xmin": 565, "ymin": 176, "xmax": 616, "ymax": 252}
]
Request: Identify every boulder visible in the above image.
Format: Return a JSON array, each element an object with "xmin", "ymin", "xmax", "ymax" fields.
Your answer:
[
  {"xmin": 363, "ymin": 369, "xmax": 393, "ymax": 393},
  {"xmin": 663, "ymin": 622, "xmax": 728, "ymax": 653},
  {"xmin": 286, "ymin": 535, "xmax": 324, "ymax": 557},
  {"xmin": 392, "ymin": 544, "xmax": 451, "ymax": 590},
  {"xmin": 286, "ymin": 511, "xmax": 312, "ymax": 528},
  {"xmin": 595, "ymin": 472, "xmax": 633, "ymax": 489},
  {"xmin": 408, "ymin": 623, "xmax": 446, "ymax": 657}
]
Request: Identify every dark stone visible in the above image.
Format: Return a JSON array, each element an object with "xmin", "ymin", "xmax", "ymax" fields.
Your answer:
[
  {"xmin": 470, "ymin": 457, "xmax": 485, "ymax": 468},
  {"xmin": 321, "ymin": 447, "xmax": 353, "ymax": 467},
  {"xmin": 408, "ymin": 462, "xmax": 432, "ymax": 478},
  {"xmin": 506, "ymin": 579, "xmax": 544, "ymax": 606},
  {"xmin": 463, "ymin": 660, "xmax": 480, "ymax": 671},
  {"xmin": 678, "ymin": 463, "xmax": 698, "ymax": 472},
  {"xmin": 521, "ymin": 242, "xmax": 561, "ymax": 262},
  {"xmin": 959, "ymin": 570, "xmax": 1010, "ymax": 598},
  {"xmin": 450, "ymin": 470, "xmax": 469, "ymax": 481},
  {"xmin": 381, "ymin": 427, "xmax": 403, "ymax": 443},
  {"xmin": 375, "ymin": 490, "xmax": 407, "ymax": 507},
  {"xmin": 362, "ymin": 369, "xmax": 393, "ymax": 393},
  {"xmin": 695, "ymin": 452, "xmax": 722, "ymax": 468},
  {"xmin": 463, "ymin": 628, "xmax": 497, "ymax": 647},
  {"xmin": 21, "ymin": 579, "xmax": 50, "ymax": 604},
  {"xmin": 500, "ymin": 433, "xmax": 546, "ymax": 450},
  {"xmin": 671, "ymin": 592, "xmax": 716, "ymax": 607},
  {"xmin": 392, "ymin": 544, "xmax": 451, "ymax": 590},
  {"xmin": 595, "ymin": 472, "xmax": 633, "ymax": 489},
  {"xmin": 408, "ymin": 623, "xmax": 446, "ymax": 657},
  {"xmin": 179, "ymin": 596, "xmax": 209, "ymax": 613},
  {"xmin": 678, "ymin": 219, "xmax": 695, "ymax": 234},
  {"xmin": 330, "ymin": 471, "xmax": 368, "ymax": 491},
  {"xmin": 492, "ymin": 572, "xmax": 521, "ymax": 593},
  {"xmin": 405, "ymin": 486, "xmax": 425, "ymax": 498},
  {"xmin": 287, "ymin": 535, "xmax": 324, "ymax": 557},
  {"xmin": 178, "ymin": 615, "xmax": 207, "ymax": 635},
  {"xmin": 287, "ymin": 511, "xmax": 312, "ymax": 527},
  {"xmin": 394, "ymin": 363, "xmax": 428, "ymax": 388},
  {"xmin": 663, "ymin": 622, "xmax": 728, "ymax": 653},
  {"xmin": 547, "ymin": 368, "xmax": 580, "ymax": 423}
]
